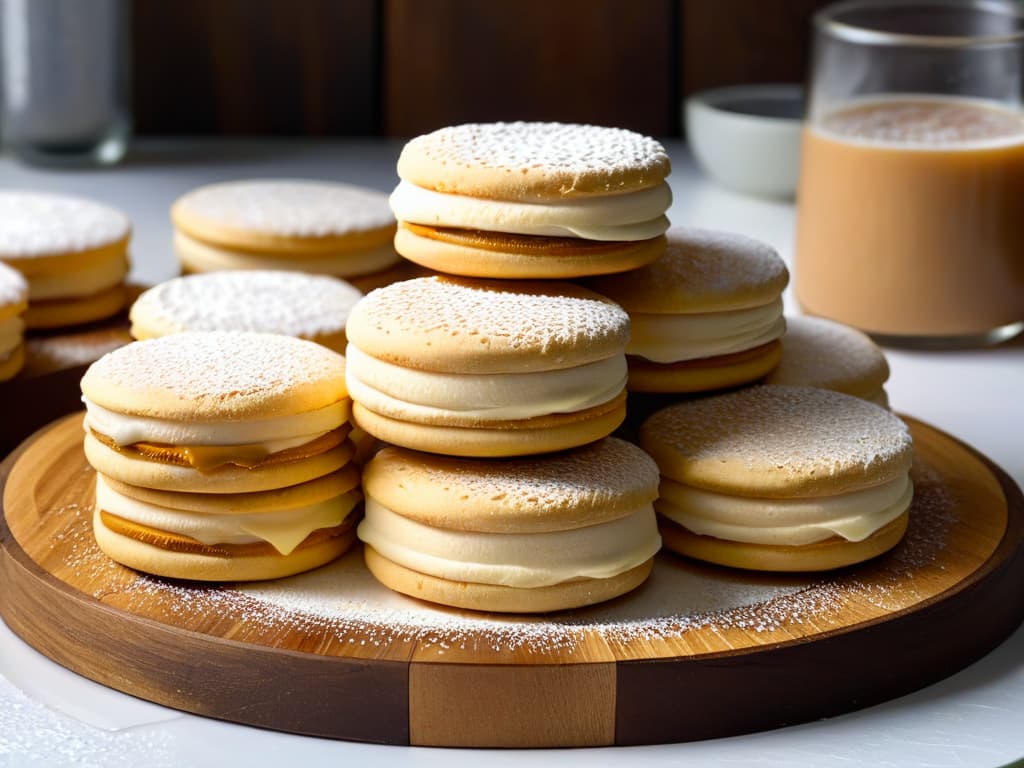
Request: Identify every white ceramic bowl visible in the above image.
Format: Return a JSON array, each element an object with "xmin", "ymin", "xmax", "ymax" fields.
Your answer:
[{"xmin": 685, "ymin": 84, "xmax": 805, "ymax": 199}]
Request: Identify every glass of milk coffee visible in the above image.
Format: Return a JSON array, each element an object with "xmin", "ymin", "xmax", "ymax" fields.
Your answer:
[{"xmin": 795, "ymin": 0, "xmax": 1024, "ymax": 347}]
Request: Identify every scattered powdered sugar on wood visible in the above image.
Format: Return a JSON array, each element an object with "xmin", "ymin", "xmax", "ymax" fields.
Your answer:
[
  {"xmin": 173, "ymin": 180, "xmax": 394, "ymax": 238},
  {"xmin": 80, "ymin": 331, "xmax": 346, "ymax": 418},
  {"xmin": 585, "ymin": 226, "xmax": 788, "ymax": 313},
  {"xmin": 0, "ymin": 261, "xmax": 28, "ymax": 306},
  {"xmin": 0, "ymin": 191, "xmax": 130, "ymax": 257},
  {"xmin": 132, "ymin": 271, "xmax": 362, "ymax": 339},
  {"xmin": 44, "ymin": 452, "xmax": 961, "ymax": 656},
  {"xmin": 346, "ymin": 276, "xmax": 629, "ymax": 370},
  {"xmin": 766, "ymin": 315, "xmax": 889, "ymax": 393}
]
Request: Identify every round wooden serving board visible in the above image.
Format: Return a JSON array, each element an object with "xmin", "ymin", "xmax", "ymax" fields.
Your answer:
[{"xmin": 1, "ymin": 413, "xmax": 1022, "ymax": 748}]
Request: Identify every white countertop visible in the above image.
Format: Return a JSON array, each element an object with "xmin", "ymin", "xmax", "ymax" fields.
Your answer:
[{"xmin": 1, "ymin": 139, "xmax": 1022, "ymax": 768}]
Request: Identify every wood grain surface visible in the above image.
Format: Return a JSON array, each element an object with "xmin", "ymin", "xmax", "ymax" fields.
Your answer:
[{"xmin": 1, "ymin": 414, "xmax": 1021, "ymax": 747}]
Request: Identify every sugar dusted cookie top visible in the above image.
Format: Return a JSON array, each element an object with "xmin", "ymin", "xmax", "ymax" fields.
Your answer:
[
  {"xmin": 81, "ymin": 331, "xmax": 348, "ymax": 420},
  {"xmin": 0, "ymin": 191, "xmax": 130, "ymax": 259},
  {"xmin": 345, "ymin": 276, "xmax": 630, "ymax": 373},
  {"xmin": 586, "ymin": 227, "xmax": 789, "ymax": 313},
  {"xmin": 171, "ymin": 180, "xmax": 396, "ymax": 249},
  {"xmin": 766, "ymin": 315, "xmax": 889, "ymax": 398},
  {"xmin": 130, "ymin": 271, "xmax": 362, "ymax": 349},
  {"xmin": 397, "ymin": 122, "xmax": 671, "ymax": 200},
  {"xmin": 364, "ymin": 438, "xmax": 659, "ymax": 533},
  {"xmin": 640, "ymin": 385, "xmax": 912, "ymax": 498}
]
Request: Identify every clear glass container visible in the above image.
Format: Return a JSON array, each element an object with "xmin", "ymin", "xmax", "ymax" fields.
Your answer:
[
  {"xmin": 0, "ymin": 0, "xmax": 131, "ymax": 165},
  {"xmin": 794, "ymin": 0, "xmax": 1024, "ymax": 348}
]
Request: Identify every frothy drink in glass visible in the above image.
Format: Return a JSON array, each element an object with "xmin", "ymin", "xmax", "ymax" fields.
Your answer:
[{"xmin": 796, "ymin": 96, "xmax": 1024, "ymax": 338}]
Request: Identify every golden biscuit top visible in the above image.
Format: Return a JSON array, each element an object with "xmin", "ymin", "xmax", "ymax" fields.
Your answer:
[
  {"xmin": 364, "ymin": 438, "xmax": 660, "ymax": 533},
  {"xmin": 81, "ymin": 331, "xmax": 348, "ymax": 420},
  {"xmin": 641, "ymin": 385, "xmax": 912, "ymax": 498},
  {"xmin": 398, "ymin": 122, "xmax": 671, "ymax": 200}
]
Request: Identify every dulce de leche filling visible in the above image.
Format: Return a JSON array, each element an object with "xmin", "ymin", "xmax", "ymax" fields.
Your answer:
[
  {"xmin": 83, "ymin": 397, "xmax": 351, "ymax": 471},
  {"xmin": 656, "ymin": 474, "xmax": 913, "ymax": 546},
  {"xmin": 357, "ymin": 498, "xmax": 661, "ymax": 588},
  {"xmin": 96, "ymin": 474, "xmax": 361, "ymax": 555}
]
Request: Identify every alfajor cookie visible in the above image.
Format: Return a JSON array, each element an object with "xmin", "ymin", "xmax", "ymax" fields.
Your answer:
[
  {"xmin": 81, "ymin": 332, "xmax": 354, "ymax": 493},
  {"xmin": 358, "ymin": 438, "xmax": 662, "ymax": 613},
  {"xmin": 585, "ymin": 227, "xmax": 788, "ymax": 393},
  {"xmin": 93, "ymin": 466, "xmax": 362, "ymax": 582},
  {"xmin": 344, "ymin": 276, "xmax": 630, "ymax": 457},
  {"xmin": 765, "ymin": 315, "xmax": 891, "ymax": 407},
  {"xmin": 0, "ymin": 191, "xmax": 131, "ymax": 329},
  {"xmin": 81, "ymin": 331, "xmax": 359, "ymax": 580},
  {"xmin": 129, "ymin": 270, "xmax": 364, "ymax": 354},
  {"xmin": 390, "ymin": 122, "xmax": 671, "ymax": 279},
  {"xmin": 0, "ymin": 262, "xmax": 28, "ymax": 381},
  {"xmin": 640, "ymin": 386, "xmax": 913, "ymax": 572},
  {"xmin": 171, "ymin": 179, "xmax": 401, "ymax": 281}
]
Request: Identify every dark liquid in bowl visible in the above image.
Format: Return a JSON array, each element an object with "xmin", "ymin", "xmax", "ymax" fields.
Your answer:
[{"xmin": 715, "ymin": 97, "xmax": 804, "ymax": 119}]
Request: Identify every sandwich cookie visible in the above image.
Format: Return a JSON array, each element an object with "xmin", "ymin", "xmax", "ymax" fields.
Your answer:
[
  {"xmin": 359, "ymin": 438, "xmax": 662, "ymax": 612},
  {"xmin": 0, "ymin": 191, "xmax": 131, "ymax": 329},
  {"xmin": 345, "ymin": 276, "xmax": 630, "ymax": 457},
  {"xmin": 81, "ymin": 331, "xmax": 359, "ymax": 580},
  {"xmin": 765, "ymin": 315, "xmax": 891, "ymax": 407},
  {"xmin": 0, "ymin": 262, "xmax": 28, "ymax": 381},
  {"xmin": 390, "ymin": 122, "xmax": 671, "ymax": 279},
  {"xmin": 640, "ymin": 386, "xmax": 913, "ymax": 572},
  {"xmin": 82, "ymin": 331, "xmax": 354, "ymax": 493},
  {"xmin": 129, "ymin": 270, "xmax": 364, "ymax": 354},
  {"xmin": 92, "ymin": 466, "xmax": 362, "ymax": 582},
  {"xmin": 171, "ymin": 179, "xmax": 401, "ymax": 281},
  {"xmin": 585, "ymin": 227, "xmax": 788, "ymax": 393}
]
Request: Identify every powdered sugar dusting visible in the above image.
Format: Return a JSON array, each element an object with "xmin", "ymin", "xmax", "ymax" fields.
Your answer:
[
  {"xmin": 0, "ymin": 261, "xmax": 28, "ymax": 306},
  {"xmin": 80, "ymin": 331, "xmax": 346, "ymax": 418},
  {"xmin": 368, "ymin": 439, "xmax": 660, "ymax": 528},
  {"xmin": 347, "ymin": 276, "xmax": 629, "ymax": 370},
  {"xmin": 399, "ymin": 122, "xmax": 670, "ymax": 197},
  {"xmin": 642, "ymin": 386, "xmax": 913, "ymax": 484},
  {"xmin": 766, "ymin": 315, "xmax": 890, "ymax": 393},
  {"xmin": 131, "ymin": 271, "xmax": 363, "ymax": 340},
  {"xmin": 24, "ymin": 329, "xmax": 130, "ymax": 375},
  {"xmin": 174, "ymin": 180, "xmax": 394, "ymax": 238},
  {"xmin": 0, "ymin": 191, "xmax": 130, "ymax": 258},
  {"xmin": 46, "ymin": 455, "xmax": 961, "ymax": 656},
  {"xmin": 587, "ymin": 226, "xmax": 788, "ymax": 313}
]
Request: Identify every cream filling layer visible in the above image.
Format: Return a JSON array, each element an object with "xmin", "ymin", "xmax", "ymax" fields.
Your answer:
[
  {"xmin": 96, "ymin": 474, "xmax": 360, "ymax": 555},
  {"xmin": 28, "ymin": 255, "xmax": 128, "ymax": 300},
  {"xmin": 656, "ymin": 474, "xmax": 913, "ymax": 546},
  {"xmin": 345, "ymin": 344, "xmax": 626, "ymax": 421},
  {"xmin": 629, "ymin": 298, "xmax": 785, "ymax": 363},
  {"xmin": 82, "ymin": 397, "xmax": 350, "ymax": 450},
  {"xmin": 358, "ymin": 498, "xmax": 661, "ymax": 588},
  {"xmin": 0, "ymin": 316, "xmax": 24, "ymax": 357},
  {"xmin": 175, "ymin": 231, "xmax": 400, "ymax": 277},
  {"xmin": 389, "ymin": 180, "xmax": 672, "ymax": 242}
]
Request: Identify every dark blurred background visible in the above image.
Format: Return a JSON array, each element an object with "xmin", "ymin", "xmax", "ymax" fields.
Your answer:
[{"xmin": 133, "ymin": 0, "xmax": 829, "ymax": 138}]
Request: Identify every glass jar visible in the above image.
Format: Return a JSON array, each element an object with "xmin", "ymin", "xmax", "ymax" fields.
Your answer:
[
  {"xmin": 0, "ymin": 0, "xmax": 131, "ymax": 165},
  {"xmin": 794, "ymin": 0, "xmax": 1024, "ymax": 347}
]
